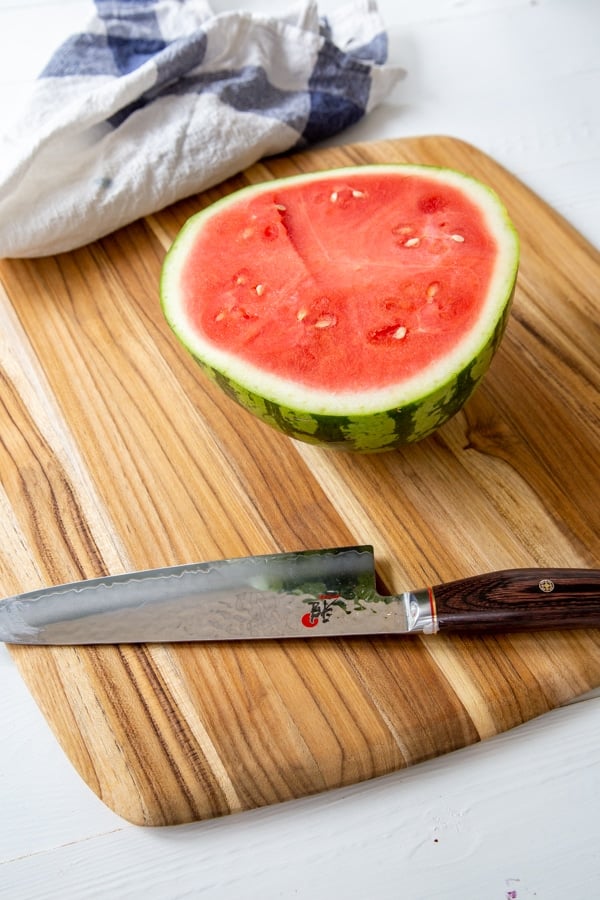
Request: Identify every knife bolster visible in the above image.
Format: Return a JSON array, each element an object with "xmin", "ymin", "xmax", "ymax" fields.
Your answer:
[{"xmin": 404, "ymin": 589, "xmax": 439, "ymax": 634}]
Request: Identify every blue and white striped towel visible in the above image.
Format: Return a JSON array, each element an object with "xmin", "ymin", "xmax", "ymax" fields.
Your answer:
[{"xmin": 0, "ymin": 0, "xmax": 403, "ymax": 258}]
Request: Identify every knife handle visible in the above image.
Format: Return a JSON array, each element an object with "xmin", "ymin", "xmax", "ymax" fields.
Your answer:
[{"xmin": 430, "ymin": 569, "xmax": 600, "ymax": 632}]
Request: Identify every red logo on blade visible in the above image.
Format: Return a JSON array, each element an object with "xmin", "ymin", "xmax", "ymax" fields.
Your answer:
[{"xmin": 301, "ymin": 592, "xmax": 341, "ymax": 628}]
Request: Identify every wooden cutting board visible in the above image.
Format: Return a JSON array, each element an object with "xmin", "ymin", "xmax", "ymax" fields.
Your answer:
[{"xmin": 1, "ymin": 136, "xmax": 599, "ymax": 827}]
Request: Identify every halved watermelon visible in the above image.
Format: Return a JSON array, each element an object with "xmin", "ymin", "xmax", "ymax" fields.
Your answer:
[{"xmin": 160, "ymin": 164, "xmax": 519, "ymax": 451}]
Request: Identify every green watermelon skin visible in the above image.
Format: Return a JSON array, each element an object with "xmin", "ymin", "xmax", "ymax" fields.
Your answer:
[
  {"xmin": 191, "ymin": 289, "xmax": 513, "ymax": 452},
  {"xmin": 161, "ymin": 164, "xmax": 519, "ymax": 452}
]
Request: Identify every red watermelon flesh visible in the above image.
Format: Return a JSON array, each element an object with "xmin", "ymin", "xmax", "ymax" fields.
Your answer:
[{"xmin": 180, "ymin": 172, "xmax": 497, "ymax": 392}]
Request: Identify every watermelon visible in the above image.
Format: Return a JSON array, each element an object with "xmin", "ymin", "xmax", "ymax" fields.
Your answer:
[{"xmin": 160, "ymin": 164, "xmax": 519, "ymax": 452}]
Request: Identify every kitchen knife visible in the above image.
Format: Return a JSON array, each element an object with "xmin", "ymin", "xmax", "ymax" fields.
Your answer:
[{"xmin": 1, "ymin": 545, "xmax": 599, "ymax": 645}]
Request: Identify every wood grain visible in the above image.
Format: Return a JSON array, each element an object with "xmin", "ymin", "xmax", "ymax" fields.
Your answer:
[{"xmin": 0, "ymin": 136, "xmax": 598, "ymax": 826}]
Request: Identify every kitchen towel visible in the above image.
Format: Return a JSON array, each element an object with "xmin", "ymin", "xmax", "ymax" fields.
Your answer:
[{"xmin": 0, "ymin": 0, "xmax": 403, "ymax": 258}]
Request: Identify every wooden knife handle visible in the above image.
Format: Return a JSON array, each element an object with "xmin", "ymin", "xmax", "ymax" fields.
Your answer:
[{"xmin": 431, "ymin": 569, "xmax": 600, "ymax": 632}]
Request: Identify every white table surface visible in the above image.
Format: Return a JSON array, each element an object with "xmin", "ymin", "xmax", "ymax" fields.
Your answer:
[{"xmin": 0, "ymin": 1, "xmax": 599, "ymax": 897}]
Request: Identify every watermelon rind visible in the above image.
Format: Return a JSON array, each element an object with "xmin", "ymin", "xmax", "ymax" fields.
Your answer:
[{"xmin": 160, "ymin": 164, "xmax": 519, "ymax": 451}]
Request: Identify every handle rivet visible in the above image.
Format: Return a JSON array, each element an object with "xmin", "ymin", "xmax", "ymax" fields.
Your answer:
[{"xmin": 538, "ymin": 578, "xmax": 555, "ymax": 593}]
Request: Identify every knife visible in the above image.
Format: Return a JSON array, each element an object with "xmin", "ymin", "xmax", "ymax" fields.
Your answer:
[{"xmin": 1, "ymin": 545, "xmax": 599, "ymax": 645}]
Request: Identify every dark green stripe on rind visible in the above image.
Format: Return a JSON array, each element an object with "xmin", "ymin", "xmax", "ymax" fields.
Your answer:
[{"xmin": 188, "ymin": 281, "xmax": 515, "ymax": 452}]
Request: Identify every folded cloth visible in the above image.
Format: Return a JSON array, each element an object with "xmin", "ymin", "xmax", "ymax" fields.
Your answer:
[{"xmin": 0, "ymin": 0, "xmax": 403, "ymax": 258}]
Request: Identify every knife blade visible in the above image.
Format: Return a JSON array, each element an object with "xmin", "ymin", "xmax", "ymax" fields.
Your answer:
[{"xmin": 1, "ymin": 545, "xmax": 599, "ymax": 645}]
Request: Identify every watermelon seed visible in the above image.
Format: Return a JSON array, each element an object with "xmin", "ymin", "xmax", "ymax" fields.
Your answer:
[
  {"xmin": 255, "ymin": 284, "xmax": 265, "ymax": 296},
  {"xmin": 368, "ymin": 323, "xmax": 409, "ymax": 342},
  {"xmin": 352, "ymin": 190, "xmax": 366, "ymax": 198},
  {"xmin": 451, "ymin": 233, "xmax": 465, "ymax": 242},
  {"xmin": 427, "ymin": 282, "xmax": 440, "ymax": 299},
  {"xmin": 296, "ymin": 308, "xmax": 308, "ymax": 321},
  {"xmin": 275, "ymin": 203, "xmax": 287, "ymax": 211},
  {"xmin": 314, "ymin": 314, "xmax": 337, "ymax": 329},
  {"xmin": 215, "ymin": 310, "xmax": 226, "ymax": 321},
  {"xmin": 404, "ymin": 237, "xmax": 421, "ymax": 247},
  {"xmin": 392, "ymin": 225, "xmax": 413, "ymax": 235},
  {"xmin": 330, "ymin": 191, "xmax": 339, "ymax": 203}
]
